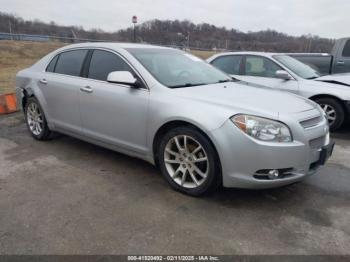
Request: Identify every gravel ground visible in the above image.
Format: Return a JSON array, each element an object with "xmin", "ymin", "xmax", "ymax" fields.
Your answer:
[{"xmin": 0, "ymin": 113, "xmax": 349, "ymax": 255}]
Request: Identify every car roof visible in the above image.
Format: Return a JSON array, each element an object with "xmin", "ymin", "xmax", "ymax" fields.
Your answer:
[
  {"xmin": 285, "ymin": 53, "xmax": 331, "ymax": 56},
  {"xmin": 207, "ymin": 51, "xmax": 278, "ymax": 61},
  {"xmin": 214, "ymin": 51, "xmax": 278, "ymax": 56},
  {"xmin": 208, "ymin": 51, "xmax": 332, "ymax": 61},
  {"xmin": 57, "ymin": 42, "xmax": 171, "ymax": 51}
]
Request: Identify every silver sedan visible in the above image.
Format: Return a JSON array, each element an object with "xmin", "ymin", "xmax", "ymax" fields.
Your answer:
[{"xmin": 16, "ymin": 43, "xmax": 334, "ymax": 196}]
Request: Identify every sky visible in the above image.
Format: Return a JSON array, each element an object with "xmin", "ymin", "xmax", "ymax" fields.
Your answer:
[{"xmin": 0, "ymin": 0, "xmax": 349, "ymax": 39}]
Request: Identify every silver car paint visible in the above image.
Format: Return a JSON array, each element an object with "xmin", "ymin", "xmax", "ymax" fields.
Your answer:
[
  {"xmin": 316, "ymin": 73, "xmax": 350, "ymax": 86},
  {"xmin": 16, "ymin": 43, "xmax": 330, "ymax": 189},
  {"xmin": 207, "ymin": 52, "xmax": 350, "ymax": 102}
]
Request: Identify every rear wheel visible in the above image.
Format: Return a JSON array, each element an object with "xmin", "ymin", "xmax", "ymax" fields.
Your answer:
[
  {"xmin": 25, "ymin": 97, "xmax": 52, "ymax": 140},
  {"xmin": 158, "ymin": 126, "xmax": 221, "ymax": 196},
  {"xmin": 314, "ymin": 97, "xmax": 345, "ymax": 131}
]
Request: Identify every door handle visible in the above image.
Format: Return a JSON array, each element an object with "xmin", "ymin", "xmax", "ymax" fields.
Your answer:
[
  {"xmin": 337, "ymin": 61, "xmax": 345, "ymax": 65},
  {"xmin": 39, "ymin": 78, "xmax": 48, "ymax": 84},
  {"xmin": 80, "ymin": 86, "xmax": 93, "ymax": 93}
]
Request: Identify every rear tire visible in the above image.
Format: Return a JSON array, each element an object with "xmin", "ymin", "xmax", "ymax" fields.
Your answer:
[
  {"xmin": 158, "ymin": 126, "xmax": 221, "ymax": 196},
  {"xmin": 25, "ymin": 97, "xmax": 52, "ymax": 140},
  {"xmin": 314, "ymin": 97, "xmax": 345, "ymax": 131}
]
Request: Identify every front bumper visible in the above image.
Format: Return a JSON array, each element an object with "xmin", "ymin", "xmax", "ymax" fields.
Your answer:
[
  {"xmin": 345, "ymin": 101, "xmax": 350, "ymax": 115},
  {"xmin": 210, "ymin": 117, "xmax": 333, "ymax": 189}
]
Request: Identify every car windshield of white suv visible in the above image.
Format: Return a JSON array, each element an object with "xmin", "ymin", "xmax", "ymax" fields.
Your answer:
[
  {"xmin": 126, "ymin": 48, "xmax": 232, "ymax": 88},
  {"xmin": 273, "ymin": 55, "xmax": 321, "ymax": 79}
]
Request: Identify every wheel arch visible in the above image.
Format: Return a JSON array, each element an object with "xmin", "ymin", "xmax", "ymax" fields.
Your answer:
[
  {"xmin": 21, "ymin": 88, "xmax": 35, "ymax": 110},
  {"xmin": 152, "ymin": 120, "xmax": 222, "ymax": 173},
  {"xmin": 309, "ymin": 94, "xmax": 348, "ymax": 114}
]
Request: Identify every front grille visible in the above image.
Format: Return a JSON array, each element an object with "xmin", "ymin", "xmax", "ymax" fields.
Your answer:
[
  {"xmin": 309, "ymin": 135, "xmax": 326, "ymax": 150},
  {"xmin": 299, "ymin": 115, "xmax": 323, "ymax": 129}
]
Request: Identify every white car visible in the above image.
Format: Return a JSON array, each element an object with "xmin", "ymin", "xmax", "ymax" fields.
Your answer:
[{"xmin": 207, "ymin": 52, "xmax": 350, "ymax": 131}]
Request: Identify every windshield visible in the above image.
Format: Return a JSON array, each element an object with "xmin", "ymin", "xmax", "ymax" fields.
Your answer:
[
  {"xmin": 126, "ymin": 48, "xmax": 231, "ymax": 88},
  {"xmin": 273, "ymin": 55, "xmax": 320, "ymax": 79}
]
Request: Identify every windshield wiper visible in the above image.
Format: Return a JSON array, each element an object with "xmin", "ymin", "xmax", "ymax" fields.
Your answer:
[
  {"xmin": 169, "ymin": 83, "xmax": 206, "ymax": 88},
  {"xmin": 306, "ymin": 76, "xmax": 319, "ymax": 80},
  {"xmin": 217, "ymin": 78, "xmax": 236, "ymax": 83}
]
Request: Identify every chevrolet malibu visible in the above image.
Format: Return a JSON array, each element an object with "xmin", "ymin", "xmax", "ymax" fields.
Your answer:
[{"xmin": 16, "ymin": 43, "xmax": 334, "ymax": 196}]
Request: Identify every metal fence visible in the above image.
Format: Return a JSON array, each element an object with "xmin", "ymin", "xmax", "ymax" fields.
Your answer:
[
  {"xmin": 0, "ymin": 32, "xmax": 225, "ymax": 52},
  {"xmin": 0, "ymin": 32, "xmax": 108, "ymax": 43}
]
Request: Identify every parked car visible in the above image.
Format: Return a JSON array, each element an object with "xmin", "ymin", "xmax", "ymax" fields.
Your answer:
[
  {"xmin": 207, "ymin": 52, "xmax": 350, "ymax": 131},
  {"xmin": 16, "ymin": 43, "xmax": 333, "ymax": 196},
  {"xmin": 288, "ymin": 38, "xmax": 350, "ymax": 75},
  {"xmin": 288, "ymin": 53, "xmax": 333, "ymax": 76}
]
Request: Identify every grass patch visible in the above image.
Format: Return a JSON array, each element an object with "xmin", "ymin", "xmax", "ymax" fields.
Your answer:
[
  {"xmin": 0, "ymin": 40, "xmax": 65, "ymax": 94},
  {"xmin": 190, "ymin": 49, "xmax": 217, "ymax": 59}
]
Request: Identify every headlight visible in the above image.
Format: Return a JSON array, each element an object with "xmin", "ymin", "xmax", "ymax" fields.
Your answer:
[{"xmin": 231, "ymin": 114, "xmax": 292, "ymax": 142}]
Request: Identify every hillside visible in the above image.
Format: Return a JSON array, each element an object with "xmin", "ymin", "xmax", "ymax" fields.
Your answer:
[
  {"xmin": 1, "ymin": 12, "xmax": 334, "ymax": 52},
  {"xmin": 0, "ymin": 10, "xmax": 337, "ymax": 95}
]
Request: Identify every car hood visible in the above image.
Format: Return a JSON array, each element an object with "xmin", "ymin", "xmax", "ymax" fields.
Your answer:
[
  {"xmin": 316, "ymin": 73, "xmax": 350, "ymax": 87},
  {"xmin": 172, "ymin": 82, "xmax": 317, "ymax": 117}
]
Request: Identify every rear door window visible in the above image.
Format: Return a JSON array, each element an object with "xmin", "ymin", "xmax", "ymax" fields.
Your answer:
[
  {"xmin": 46, "ymin": 55, "xmax": 58, "ymax": 72},
  {"xmin": 342, "ymin": 40, "xmax": 350, "ymax": 57},
  {"xmin": 211, "ymin": 55, "xmax": 242, "ymax": 75},
  {"xmin": 54, "ymin": 50, "xmax": 88, "ymax": 77},
  {"xmin": 88, "ymin": 50, "xmax": 133, "ymax": 81}
]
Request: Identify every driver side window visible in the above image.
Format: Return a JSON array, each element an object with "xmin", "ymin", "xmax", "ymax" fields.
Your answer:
[
  {"xmin": 88, "ymin": 50, "xmax": 134, "ymax": 81},
  {"xmin": 245, "ymin": 56, "xmax": 282, "ymax": 78}
]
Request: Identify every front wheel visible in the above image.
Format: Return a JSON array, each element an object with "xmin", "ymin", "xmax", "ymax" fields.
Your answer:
[
  {"xmin": 158, "ymin": 126, "xmax": 221, "ymax": 196},
  {"xmin": 314, "ymin": 97, "xmax": 345, "ymax": 131}
]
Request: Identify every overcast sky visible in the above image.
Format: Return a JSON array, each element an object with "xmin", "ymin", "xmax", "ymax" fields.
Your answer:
[{"xmin": 0, "ymin": 0, "xmax": 348, "ymax": 38}]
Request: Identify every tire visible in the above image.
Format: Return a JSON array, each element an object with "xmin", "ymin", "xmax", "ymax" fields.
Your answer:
[
  {"xmin": 314, "ymin": 97, "xmax": 345, "ymax": 131},
  {"xmin": 24, "ymin": 97, "xmax": 52, "ymax": 140},
  {"xmin": 158, "ymin": 126, "xmax": 221, "ymax": 196}
]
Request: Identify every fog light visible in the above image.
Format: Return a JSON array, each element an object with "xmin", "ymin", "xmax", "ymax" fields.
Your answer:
[{"xmin": 268, "ymin": 169, "xmax": 279, "ymax": 179}]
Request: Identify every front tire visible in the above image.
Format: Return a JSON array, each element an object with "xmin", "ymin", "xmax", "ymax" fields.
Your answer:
[
  {"xmin": 25, "ymin": 97, "xmax": 52, "ymax": 140},
  {"xmin": 158, "ymin": 126, "xmax": 221, "ymax": 196},
  {"xmin": 314, "ymin": 97, "xmax": 345, "ymax": 131}
]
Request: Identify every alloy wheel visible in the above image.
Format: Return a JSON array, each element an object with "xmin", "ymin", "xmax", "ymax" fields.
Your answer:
[
  {"xmin": 164, "ymin": 135, "xmax": 209, "ymax": 189},
  {"xmin": 320, "ymin": 103, "xmax": 337, "ymax": 127},
  {"xmin": 27, "ymin": 102, "xmax": 44, "ymax": 136}
]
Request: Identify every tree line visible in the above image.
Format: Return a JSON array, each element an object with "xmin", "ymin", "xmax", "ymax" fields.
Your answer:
[{"xmin": 0, "ymin": 12, "xmax": 335, "ymax": 52}]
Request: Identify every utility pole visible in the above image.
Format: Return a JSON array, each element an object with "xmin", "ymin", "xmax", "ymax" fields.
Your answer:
[
  {"xmin": 70, "ymin": 29, "xmax": 77, "ymax": 43},
  {"xmin": 9, "ymin": 20, "xmax": 13, "ymax": 40},
  {"xmin": 132, "ymin": 16, "xmax": 137, "ymax": 43},
  {"xmin": 187, "ymin": 32, "xmax": 190, "ymax": 50}
]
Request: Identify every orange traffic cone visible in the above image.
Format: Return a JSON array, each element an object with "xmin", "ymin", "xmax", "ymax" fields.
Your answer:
[{"xmin": 0, "ymin": 93, "xmax": 18, "ymax": 114}]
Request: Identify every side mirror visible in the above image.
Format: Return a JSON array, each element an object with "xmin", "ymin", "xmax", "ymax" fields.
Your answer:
[
  {"xmin": 275, "ymin": 70, "xmax": 292, "ymax": 80},
  {"xmin": 107, "ymin": 71, "xmax": 139, "ymax": 87}
]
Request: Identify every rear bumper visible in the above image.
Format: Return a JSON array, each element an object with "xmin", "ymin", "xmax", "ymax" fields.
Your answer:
[
  {"xmin": 210, "ymin": 118, "xmax": 331, "ymax": 189},
  {"xmin": 15, "ymin": 87, "xmax": 24, "ymax": 111}
]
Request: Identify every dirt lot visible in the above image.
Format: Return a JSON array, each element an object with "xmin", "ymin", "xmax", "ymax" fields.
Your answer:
[{"xmin": 0, "ymin": 112, "xmax": 349, "ymax": 255}]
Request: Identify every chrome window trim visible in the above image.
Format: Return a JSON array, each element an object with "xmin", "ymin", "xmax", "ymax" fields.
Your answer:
[{"xmin": 44, "ymin": 47, "xmax": 150, "ymax": 91}]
